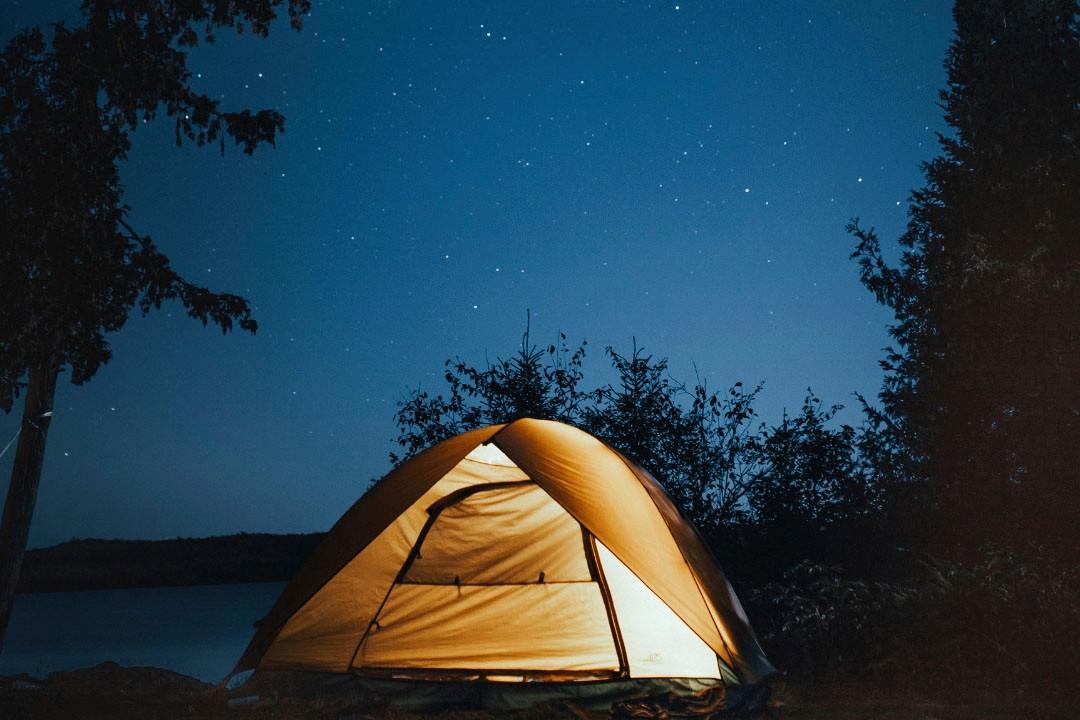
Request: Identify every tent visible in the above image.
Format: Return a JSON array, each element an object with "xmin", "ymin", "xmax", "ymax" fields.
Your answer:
[{"xmin": 231, "ymin": 418, "xmax": 774, "ymax": 704}]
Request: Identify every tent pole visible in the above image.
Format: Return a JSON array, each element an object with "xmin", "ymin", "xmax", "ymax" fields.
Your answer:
[{"xmin": 582, "ymin": 528, "xmax": 629, "ymax": 677}]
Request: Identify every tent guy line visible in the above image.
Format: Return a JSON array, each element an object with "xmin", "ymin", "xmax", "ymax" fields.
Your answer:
[{"xmin": 0, "ymin": 412, "xmax": 53, "ymax": 463}]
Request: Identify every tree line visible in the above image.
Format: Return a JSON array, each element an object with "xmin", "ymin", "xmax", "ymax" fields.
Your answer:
[{"xmin": 392, "ymin": 330, "xmax": 893, "ymax": 581}]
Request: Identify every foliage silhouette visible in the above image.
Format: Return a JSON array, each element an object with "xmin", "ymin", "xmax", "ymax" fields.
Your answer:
[
  {"xmin": 849, "ymin": 0, "xmax": 1080, "ymax": 558},
  {"xmin": 393, "ymin": 327, "xmax": 882, "ymax": 580},
  {"xmin": 0, "ymin": 0, "xmax": 310, "ymax": 649},
  {"xmin": 391, "ymin": 321, "xmax": 587, "ymax": 464},
  {"xmin": 743, "ymin": 392, "xmax": 882, "ymax": 575}
]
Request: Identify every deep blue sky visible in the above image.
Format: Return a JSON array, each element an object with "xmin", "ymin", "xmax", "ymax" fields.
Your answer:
[{"xmin": 1, "ymin": 1, "xmax": 953, "ymax": 548}]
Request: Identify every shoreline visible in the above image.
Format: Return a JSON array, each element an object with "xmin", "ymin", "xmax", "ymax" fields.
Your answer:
[{"xmin": 17, "ymin": 532, "xmax": 323, "ymax": 594}]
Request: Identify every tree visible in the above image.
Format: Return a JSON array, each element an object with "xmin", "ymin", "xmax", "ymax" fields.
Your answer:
[
  {"xmin": 392, "ymin": 321, "xmax": 587, "ymax": 463},
  {"xmin": 746, "ymin": 392, "xmax": 878, "ymax": 572},
  {"xmin": 850, "ymin": 0, "xmax": 1080, "ymax": 557},
  {"xmin": 670, "ymin": 379, "xmax": 763, "ymax": 534},
  {"xmin": 584, "ymin": 345, "xmax": 762, "ymax": 534},
  {"xmin": 582, "ymin": 343, "xmax": 685, "ymax": 489},
  {"xmin": 0, "ymin": 0, "xmax": 310, "ymax": 648}
]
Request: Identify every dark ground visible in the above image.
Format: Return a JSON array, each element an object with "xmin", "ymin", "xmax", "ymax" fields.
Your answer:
[{"xmin": 1, "ymin": 663, "xmax": 1072, "ymax": 720}]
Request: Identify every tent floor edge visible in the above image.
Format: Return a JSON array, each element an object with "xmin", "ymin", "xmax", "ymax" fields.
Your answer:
[{"xmin": 239, "ymin": 670, "xmax": 729, "ymax": 712}]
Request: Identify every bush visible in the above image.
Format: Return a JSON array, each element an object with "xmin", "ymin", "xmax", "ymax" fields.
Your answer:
[
  {"xmin": 748, "ymin": 545, "xmax": 1080, "ymax": 700},
  {"xmin": 749, "ymin": 561, "xmax": 920, "ymax": 674},
  {"xmin": 908, "ymin": 545, "xmax": 1080, "ymax": 698}
]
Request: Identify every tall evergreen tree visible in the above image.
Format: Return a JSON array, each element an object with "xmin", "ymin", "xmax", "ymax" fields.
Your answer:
[
  {"xmin": 0, "ymin": 0, "xmax": 310, "ymax": 648},
  {"xmin": 851, "ymin": 0, "xmax": 1079, "ymax": 557}
]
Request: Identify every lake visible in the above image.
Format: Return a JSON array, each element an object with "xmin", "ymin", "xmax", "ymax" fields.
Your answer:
[{"xmin": 0, "ymin": 581, "xmax": 285, "ymax": 682}]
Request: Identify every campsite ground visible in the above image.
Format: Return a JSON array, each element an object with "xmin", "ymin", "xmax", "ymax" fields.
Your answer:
[{"xmin": 1, "ymin": 665, "xmax": 1072, "ymax": 720}]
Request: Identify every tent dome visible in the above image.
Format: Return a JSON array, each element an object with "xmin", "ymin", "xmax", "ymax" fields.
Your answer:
[{"xmin": 232, "ymin": 419, "xmax": 774, "ymax": 689}]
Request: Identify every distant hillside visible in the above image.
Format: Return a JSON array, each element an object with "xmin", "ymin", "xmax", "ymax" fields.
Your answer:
[{"xmin": 16, "ymin": 533, "xmax": 325, "ymax": 593}]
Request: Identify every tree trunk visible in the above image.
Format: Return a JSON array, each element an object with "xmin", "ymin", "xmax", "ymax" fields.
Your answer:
[{"xmin": 0, "ymin": 362, "xmax": 59, "ymax": 652}]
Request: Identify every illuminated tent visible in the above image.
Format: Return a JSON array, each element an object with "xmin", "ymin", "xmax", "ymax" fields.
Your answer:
[{"xmin": 231, "ymin": 419, "xmax": 773, "ymax": 698}]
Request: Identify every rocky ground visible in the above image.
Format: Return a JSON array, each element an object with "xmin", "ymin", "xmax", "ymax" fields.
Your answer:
[{"xmin": 1, "ymin": 663, "xmax": 1071, "ymax": 719}]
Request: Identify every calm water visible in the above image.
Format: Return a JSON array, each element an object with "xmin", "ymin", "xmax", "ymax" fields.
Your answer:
[{"xmin": 0, "ymin": 581, "xmax": 285, "ymax": 682}]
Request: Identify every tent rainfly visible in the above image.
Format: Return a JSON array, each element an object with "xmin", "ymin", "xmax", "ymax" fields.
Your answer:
[{"xmin": 231, "ymin": 418, "xmax": 774, "ymax": 698}]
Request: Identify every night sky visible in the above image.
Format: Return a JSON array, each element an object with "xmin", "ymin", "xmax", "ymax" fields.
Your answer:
[{"xmin": 1, "ymin": 2, "xmax": 953, "ymax": 548}]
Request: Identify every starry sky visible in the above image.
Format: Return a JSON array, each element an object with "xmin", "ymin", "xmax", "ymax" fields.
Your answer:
[{"xmin": 1, "ymin": 1, "xmax": 954, "ymax": 548}]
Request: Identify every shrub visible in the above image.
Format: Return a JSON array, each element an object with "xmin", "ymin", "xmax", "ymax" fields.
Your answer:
[
  {"xmin": 749, "ymin": 561, "xmax": 920, "ymax": 675},
  {"xmin": 747, "ymin": 545, "xmax": 1080, "ymax": 700}
]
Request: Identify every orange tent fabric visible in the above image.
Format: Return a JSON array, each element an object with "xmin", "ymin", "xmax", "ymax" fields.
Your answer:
[{"xmin": 232, "ymin": 419, "xmax": 774, "ymax": 684}]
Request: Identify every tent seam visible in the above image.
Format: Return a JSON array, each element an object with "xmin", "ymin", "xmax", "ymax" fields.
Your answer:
[{"xmin": 582, "ymin": 527, "xmax": 630, "ymax": 676}]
